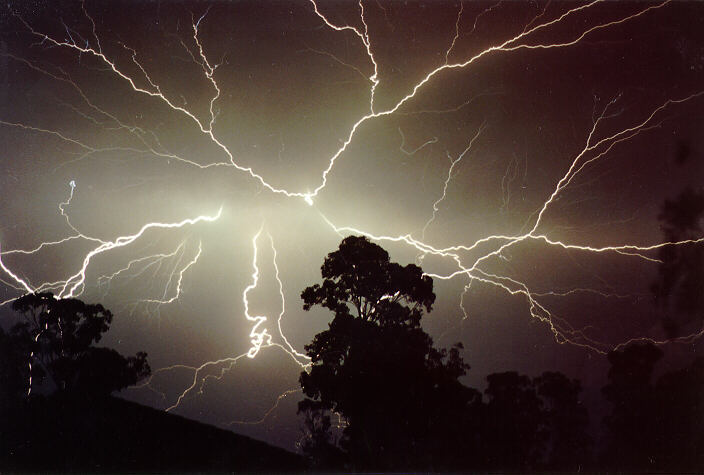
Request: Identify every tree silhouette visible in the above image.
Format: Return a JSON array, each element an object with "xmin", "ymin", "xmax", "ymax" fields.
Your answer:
[
  {"xmin": 652, "ymin": 356, "xmax": 704, "ymax": 470},
  {"xmin": 477, "ymin": 370, "xmax": 593, "ymax": 472},
  {"xmin": 298, "ymin": 236, "xmax": 479, "ymax": 471},
  {"xmin": 534, "ymin": 371, "xmax": 592, "ymax": 470},
  {"xmin": 482, "ymin": 371, "xmax": 545, "ymax": 471},
  {"xmin": 602, "ymin": 342, "xmax": 704, "ymax": 472},
  {"xmin": 6, "ymin": 292, "xmax": 150, "ymax": 397},
  {"xmin": 0, "ymin": 325, "xmax": 30, "ymax": 408},
  {"xmin": 602, "ymin": 342, "xmax": 663, "ymax": 471},
  {"xmin": 297, "ymin": 400, "xmax": 347, "ymax": 470},
  {"xmin": 652, "ymin": 187, "xmax": 704, "ymax": 337},
  {"xmin": 599, "ymin": 188, "xmax": 704, "ymax": 472},
  {"xmin": 2, "ymin": 292, "xmax": 152, "ymax": 470}
]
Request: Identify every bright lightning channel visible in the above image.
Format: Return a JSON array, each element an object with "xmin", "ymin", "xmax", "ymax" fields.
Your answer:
[
  {"xmin": 319, "ymin": 89, "xmax": 704, "ymax": 354},
  {"xmin": 140, "ymin": 229, "xmax": 309, "ymax": 414},
  {"xmin": 0, "ymin": 181, "xmax": 221, "ymax": 303},
  {"xmin": 7, "ymin": 0, "xmax": 671, "ymax": 207},
  {"xmin": 3, "ymin": 0, "xmax": 703, "ymax": 431}
]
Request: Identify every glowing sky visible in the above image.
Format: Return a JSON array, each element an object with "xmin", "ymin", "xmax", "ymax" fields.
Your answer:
[{"xmin": 1, "ymin": 0, "xmax": 703, "ymax": 450}]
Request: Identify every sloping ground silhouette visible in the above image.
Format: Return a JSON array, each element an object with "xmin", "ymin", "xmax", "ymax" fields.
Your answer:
[{"xmin": 1, "ymin": 394, "xmax": 303, "ymax": 473}]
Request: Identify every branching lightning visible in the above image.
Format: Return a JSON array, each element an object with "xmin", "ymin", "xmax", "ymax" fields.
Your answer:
[
  {"xmin": 2, "ymin": 0, "xmax": 703, "ymax": 442},
  {"xmin": 138, "ymin": 228, "xmax": 309, "ymax": 414},
  {"xmin": 318, "ymin": 88, "xmax": 704, "ymax": 352},
  {"xmin": 0, "ymin": 181, "xmax": 221, "ymax": 302},
  {"xmin": 420, "ymin": 122, "xmax": 486, "ymax": 240}
]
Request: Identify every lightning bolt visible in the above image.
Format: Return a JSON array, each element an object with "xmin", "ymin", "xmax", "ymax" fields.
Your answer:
[
  {"xmin": 318, "ymin": 88, "xmax": 704, "ymax": 353},
  {"xmin": 228, "ymin": 388, "xmax": 302, "ymax": 426},
  {"xmin": 57, "ymin": 209, "xmax": 221, "ymax": 299},
  {"xmin": 3, "ymin": 0, "xmax": 703, "ymax": 445},
  {"xmin": 138, "ymin": 229, "xmax": 308, "ymax": 414},
  {"xmin": 398, "ymin": 127, "xmax": 438, "ymax": 156},
  {"xmin": 243, "ymin": 227, "xmax": 272, "ymax": 358},
  {"xmin": 420, "ymin": 123, "xmax": 486, "ymax": 240},
  {"xmin": 96, "ymin": 245, "xmax": 186, "ymax": 299},
  {"xmin": 138, "ymin": 242, "xmax": 203, "ymax": 317},
  {"xmin": 6, "ymin": 0, "xmax": 672, "ymax": 206},
  {"xmin": 0, "ymin": 181, "xmax": 221, "ymax": 302}
]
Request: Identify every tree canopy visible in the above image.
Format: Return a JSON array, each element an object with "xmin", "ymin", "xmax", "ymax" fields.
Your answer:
[
  {"xmin": 298, "ymin": 237, "xmax": 597, "ymax": 472},
  {"xmin": 602, "ymin": 342, "xmax": 704, "ymax": 471},
  {"xmin": 2, "ymin": 292, "xmax": 150, "ymax": 399},
  {"xmin": 299, "ymin": 236, "xmax": 473, "ymax": 471},
  {"xmin": 297, "ymin": 236, "xmax": 704, "ymax": 472},
  {"xmin": 301, "ymin": 234, "xmax": 435, "ymax": 326}
]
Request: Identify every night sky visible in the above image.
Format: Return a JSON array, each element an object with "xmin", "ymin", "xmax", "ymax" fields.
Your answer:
[{"xmin": 1, "ymin": 0, "xmax": 703, "ymax": 450}]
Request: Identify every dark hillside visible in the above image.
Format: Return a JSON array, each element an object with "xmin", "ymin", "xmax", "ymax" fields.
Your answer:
[{"xmin": 1, "ymin": 394, "xmax": 303, "ymax": 473}]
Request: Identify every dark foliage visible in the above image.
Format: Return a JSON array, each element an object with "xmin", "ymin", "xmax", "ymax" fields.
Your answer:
[
  {"xmin": 535, "ymin": 371, "xmax": 592, "ymax": 470},
  {"xmin": 300, "ymin": 235, "xmax": 435, "ymax": 325},
  {"xmin": 479, "ymin": 370, "xmax": 592, "ymax": 472},
  {"xmin": 653, "ymin": 356, "xmax": 704, "ymax": 470},
  {"xmin": 1, "ymin": 293, "xmax": 302, "ymax": 472},
  {"xmin": 602, "ymin": 342, "xmax": 664, "ymax": 470},
  {"xmin": 602, "ymin": 342, "xmax": 704, "ymax": 472},
  {"xmin": 297, "ymin": 237, "xmax": 704, "ymax": 473},
  {"xmin": 298, "ymin": 401, "xmax": 347, "ymax": 470},
  {"xmin": 482, "ymin": 371, "xmax": 546, "ymax": 470},
  {"xmin": 299, "ymin": 236, "xmax": 477, "ymax": 471},
  {"xmin": 6, "ymin": 292, "xmax": 150, "ymax": 396},
  {"xmin": 0, "ymin": 325, "xmax": 29, "ymax": 408},
  {"xmin": 652, "ymin": 187, "xmax": 704, "ymax": 337},
  {"xmin": 298, "ymin": 236, "xmax": 593, "ymax": 472}
]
